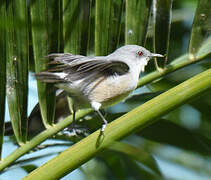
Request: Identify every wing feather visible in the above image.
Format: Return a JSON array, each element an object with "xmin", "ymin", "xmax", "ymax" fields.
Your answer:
[{"xmin": 36, "ymin": 53, "xmax": 129, "ymax": 84}]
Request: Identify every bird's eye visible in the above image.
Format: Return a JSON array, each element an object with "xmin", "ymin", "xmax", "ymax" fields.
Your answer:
[{"xmin": 137, "ymin": 51, "xmax": 143, "ymax": 56}]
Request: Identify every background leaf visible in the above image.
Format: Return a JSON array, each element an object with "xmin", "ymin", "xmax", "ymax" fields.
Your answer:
[
  {"xmin": 138, "ymin": 119, "xmax": 211, "ymax": 155},
  {"xmin": 6, "ymin": 0, "xmax": 29, "ymax": 144},
  {"xmin": 125, "ymin": 0, "xmax": 152, "ymax": 45},
  {"xmin": 95, "ymin": 0, "xmax": 111, "ymax": 55},
  {"xmin": 0, "ymin": 1, "xmax": 6, "ymax": 159},
  {"xmin": 189, "ymin": 0, "xmax": 211, "ymax": 59},
  {"xmin": 21, "ymin": 165, "xmax": 38, "ymax": 174},
  {"xmin": 152, "ymin": 0, "xmax": 173, "ymax": 68},
  {"xmin": 30, "ymin": 0, "xmax": 61, "ymax": 127},
  {"xmin": 63, "ymin": 0, "xmax": 90, "ymax": 55},
  {"xmin": 109, "ymin": 142, "xmax": 162, "ymax": 176}
]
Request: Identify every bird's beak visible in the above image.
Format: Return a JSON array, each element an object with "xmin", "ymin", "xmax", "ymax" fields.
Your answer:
[{"xmin": 149, "ymin": 53, "xmax": 164, "ymax": 58}]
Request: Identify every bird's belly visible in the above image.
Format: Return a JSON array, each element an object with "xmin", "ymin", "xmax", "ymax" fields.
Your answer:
[
  {"xmin": 56, "ymin": 73, "xmax": 138, "ymax": 109},
  {"xmin": 56, "ymin": 83, "xmax": 90, "ymax": 109},
  {"xmin": 100, "ymin": 91, "xmax": 132, "ymax": 107},
  {"xmin": 87, "ymin": 74, "xmax": 137, "ymax": 107}
]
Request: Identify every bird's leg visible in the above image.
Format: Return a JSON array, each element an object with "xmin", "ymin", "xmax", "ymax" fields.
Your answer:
[
  {"xmin": 91, "ymin": 102, "xmax": 108, "ymax": 133},
  {"xmin": 62, "ymin": 102, "xmax": 79, "ymax": 136},
  {"xmin": 71, "ymin": 104, "xmax": 76, "ymax": 134},
  {"xmin": 96, "ymin": 110, "xmax": 108, "ymax": 132}
]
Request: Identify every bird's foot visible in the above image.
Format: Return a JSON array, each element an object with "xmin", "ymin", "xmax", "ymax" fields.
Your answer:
[
  {"xmin": 100, "ymin": 123, "xmax": 107, "ymax": 135},
  {"xmin": 62, "ymin": 126, "xmax": 89, "ymax": 137}
]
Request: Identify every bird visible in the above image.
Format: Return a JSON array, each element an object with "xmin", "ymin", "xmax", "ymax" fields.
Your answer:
[{"xmin": 36, "ymin": 45, "xmax": 163, "ymax": 133}]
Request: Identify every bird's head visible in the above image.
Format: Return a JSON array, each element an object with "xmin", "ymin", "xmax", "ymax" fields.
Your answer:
[{"xmin": 112, "ymin": 45, "xmax": 164, "ymax": 72}]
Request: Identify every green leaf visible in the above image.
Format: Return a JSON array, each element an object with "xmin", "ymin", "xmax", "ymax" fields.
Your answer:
[
  {"xmin": 138, "ymin": 119, "xmax": 211, "ymax": 155},
  {"xmin": 189, "ymin": 0, "xmax": 211, "ymax": 59},
  {"xmin": 121, "ymin": 158, "xmax": 162, "ymax": 180},
  {"xmin": 108, "ymin": 0, "xmax": 124, "ymax": 52},
  {"xmin": 109, "ymin": 142, "xmax": 162, "ymax": 176},
  {"xmin": 95, "ymin": 0, "xmax": 124, "ymax": 55},
  {"xmin": 125, "ymin": 0, "xmax": 152, "ymax": 45},
  {"xmin": 21, "ymin": 165, "xmax": 38, "ymax": 173},
  {"xmin": 63, "ymin": 0, "xmax": 90, "ymax": 55},
  {"xmin": 152, "ymin": 0, "xmax": 173, "ymax": 68},
  {"xmin": 125, "ymin": 92, "xmax": 163, "ymax": 105},
  {"xmin": 17, "ymin": 151, "xmax": 69, "ymax": 166},
  {"xmin": 189, "ymin": 91, "xmax": 211, "ymax": 119},
  {"xmin": 30, "ymin": 0, "xmax": 61, "ymax": 127},
  {"xmin": 100, "ymin": 151, "xmax": 160, "ymax": 180},
  {"xmin": 6, "ymin": 0, "xmax": 29, "ymax": 144},
  {"xmin": 0, "ymin": 2, "xmax": 6, "ymax": 159},
  {"xmin": 95, "ymin": 0, "xmax": 112, "ymax": 55},
  {"xmin": 196, "ymin": 36, "xmax": 211, "ymax": 59}
]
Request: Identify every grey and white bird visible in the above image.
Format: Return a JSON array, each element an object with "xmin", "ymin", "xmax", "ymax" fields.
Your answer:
[{"xmin": 36, "ymin": 45, "xmax": 163, "ymax": 133}]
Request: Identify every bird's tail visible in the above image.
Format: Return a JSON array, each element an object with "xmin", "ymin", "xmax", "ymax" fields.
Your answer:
[{"xmin": 35, "ymin": 72, "xmax": 66, "ymax": 83}]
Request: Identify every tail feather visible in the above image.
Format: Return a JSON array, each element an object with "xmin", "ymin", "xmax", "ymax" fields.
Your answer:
[{"xmin": 35, "ymin": 72, "xmax": 66, "ymax": 83}]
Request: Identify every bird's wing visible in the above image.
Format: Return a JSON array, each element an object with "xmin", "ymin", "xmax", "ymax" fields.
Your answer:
[
  {"xmin": 47, "ymin": 53, "xmax": 85, "ymax": 65},
  {"xmin": 36, "ymin": 53, "xmax": 129, "ymax": 83}
]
